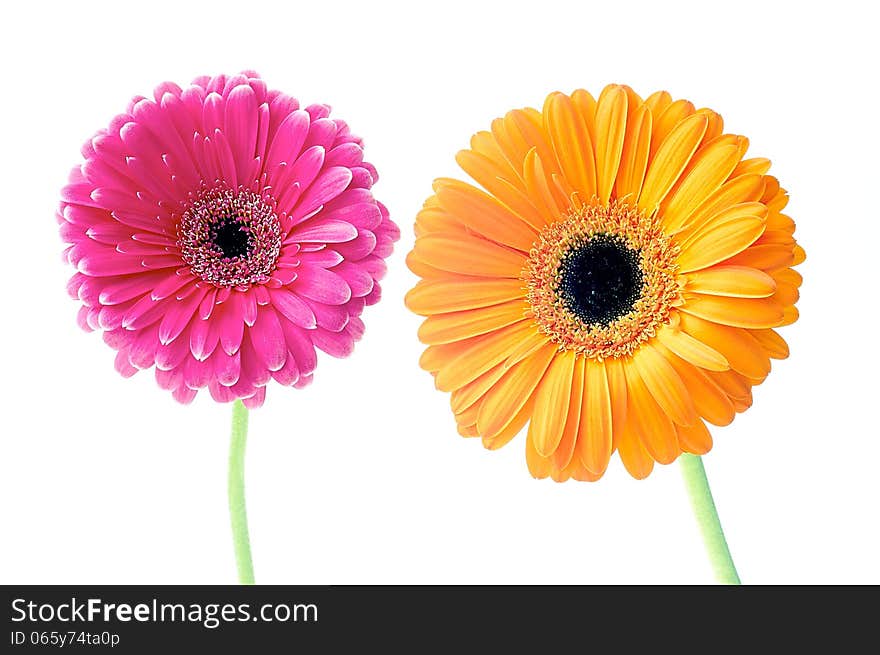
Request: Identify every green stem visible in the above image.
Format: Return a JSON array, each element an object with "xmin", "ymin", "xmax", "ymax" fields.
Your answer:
[
  {"xmin": 228, "ymin": 400, "xmax": 255, "ymax": 585},
  {"xmin": 680, "ymin": 454, "xmax": 740, "ymax": 585}
]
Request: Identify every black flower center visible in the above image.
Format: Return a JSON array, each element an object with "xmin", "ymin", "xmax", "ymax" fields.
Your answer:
[
  {"xmin": 557, "ymin": 234, "xmax": 644, "ymax": 326},
  {"xmin": 212, "ymin": 220, "xmax": 252, "ymax": 259}
]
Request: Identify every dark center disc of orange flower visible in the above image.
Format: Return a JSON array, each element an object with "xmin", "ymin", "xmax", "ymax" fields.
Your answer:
[
  {"xmin": 212, "ymin": 219, "xmax": 252, "ymax": 259},
  {"xmin": 558, "ymin": 234, "xmax": 644, "ymax": 326}
]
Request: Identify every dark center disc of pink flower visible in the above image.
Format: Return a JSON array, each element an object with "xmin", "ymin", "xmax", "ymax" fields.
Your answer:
[
  {"xmin": 178, "ymin": 187, "xmax": 282, "ymax": 288},
  {"xmin": 212, "ymin": 220, "xmax": 252, "ymax": 259}
]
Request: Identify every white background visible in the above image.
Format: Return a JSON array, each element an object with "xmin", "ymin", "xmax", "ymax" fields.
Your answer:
[{"xmin": 0, "ymin": 0, "xmax": 877, "ymax": 584}]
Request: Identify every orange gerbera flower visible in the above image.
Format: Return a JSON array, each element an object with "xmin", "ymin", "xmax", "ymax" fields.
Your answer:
[{"xmin": 406, "ymin": 85, "xmax": 804, "ymax": 481}]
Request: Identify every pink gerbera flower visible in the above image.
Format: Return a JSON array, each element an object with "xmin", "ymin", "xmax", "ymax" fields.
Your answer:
[{"xmin": 59, "ymin": 71, "xmax": 399, "ymax": 408}]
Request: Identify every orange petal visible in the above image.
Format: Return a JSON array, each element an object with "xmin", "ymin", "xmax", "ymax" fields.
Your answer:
[
  {"xmin": 681, "ymin": 295, "xmax": 784, "ymax": 329},
  {"xmin": 678, "ymin": 312, "xmax": 771, "ymax": 380},
  {"xmin": 683, "ymin": 266, "xmax": 777, "ymax": 298},
  {"xmin": 434, "ymin": 321, "xmax": 541, "ymax": 391},
  {"xmin": 413, "ymin": 234, "xmax": 524, "ymax": 278},
  {"xmin": 630, "ymin": 343, "xmax": 697, "ymax": 426},
  {"xmin": 405, "ymin": 277, "xmax": 525, "ymax": 315},
  {"xmin": 454, "ymin": 150, "xmax": 545, "ymax": 231},
  {"xmin": 405, "ymin": 250, "xmax": 449, "ymax": 279},
  {"xmin": 723, "ymin": 244, "xmax": 795, "ymax": 271},
  {"xmin": 477, "ymin": 343, "xmax": 557, "ymax": 438},
  {"xmin": 751, "ymin": 328, "xmax": 790, "ymax": 359},
  {"xmin": 731, "ymin": 157, "xmax": 771, "ymax": 177},
  {"xmin": 483, "ymin": 394, "xmax": 535, "ymax": 451},
  {"xmin": 614, "ymin": 104, "xmax": 652, "ymax": 201},
  {"xmin": 450, "ymin": 361, "xmax": 508, "ymax": 414},
  {"xmin": 552, "ymin": 355, "xmax": 586, "ymax": 471},
  {"xmin": 676, "ymin": 174, "xmax": 765, "ymax": 237},
  {"xmin": 708, "ymin": 369, "xmax": 752, "ymax": 403},
  {"xmin": 544, "ymin": 91, "xmax": 597, "ymax": 201},
  {"xmin": 616, "ymin": 416, "xmax": 654, "ymax": 480},
  {"xmin": 661, "ymin": 142, "xmax": 743, "ymax": 231},
  {"xmin": 529, "ymin": 350, "xmax": 577, "ymax": 456},
  {"xmin": 417, "ymin": 299, "xmax": 527, "ymax": 345},
  {"xmin": 643, "ymin": 90, "xmax": 673, "ymax": 118},
  {"xmin": 594, "ymin": 85, "xmax": 628, "ymax": 204},
  {"xmin": 677, "ymin": 213, "xmax": 766, "ymax": 273},
  {"xmin": 525, "ymin": 428, "xmax": 553, "ymax": 479},
  {"xmin": 675, "ymin": 421, "xmax": 713, "ymax": 455},
  {"xmin": 626, "ymin": 366, "xmax": 680, "ymax": 464},
  {"xmin": 639, "ymin": 114, "xmax": 709, "ymax": 214},
  {"xmin": 648, "ymin": 98, "xmax": 696, "ymax": 159},
  {"xmin": 659, "ymin": 345, "xmax": 735, "ymax": 426},
  {"xmin": 605, "ymin": 356, "xmax": 628, "ymax": 451},
  {"xmin": 433, "ymin": 178, "xmax": 538, "ymax": 251},
  {"xmin": 654, "ymin": 322, "xmax": 729, "ymax": 371},
  {"xmin": 577, "ymin": 358, "xmax": 613, "ymax": 475},
  {"xmin": 509, "ymin": 109, "xmax": 559, "ymax": 180},
  {"xmin": 571, "ymin": 89, "xmax": 598, "ymax": 151},
  {"xmin": 523, "ymin": 148, "xmax": 564, "ymax": 223}
]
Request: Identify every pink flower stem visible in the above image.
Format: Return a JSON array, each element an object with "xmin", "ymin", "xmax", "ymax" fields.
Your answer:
[{"xmin": 228, "ymin": 400, "xmax": 255, "ymax": 584}]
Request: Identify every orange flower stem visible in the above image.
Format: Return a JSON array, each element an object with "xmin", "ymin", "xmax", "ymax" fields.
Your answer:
[
  {"xmin": 229, "ymin": 400, "xmax": 255, "ymax": 584},
  {"xmin": 680, "ymin": 454, "xmax": 741, "ymax": 584}
]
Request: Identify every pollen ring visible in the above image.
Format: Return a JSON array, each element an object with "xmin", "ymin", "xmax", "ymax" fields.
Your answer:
[{"xmin": 524, "ymin": 201, "xmax": 681, "ymax": 359}]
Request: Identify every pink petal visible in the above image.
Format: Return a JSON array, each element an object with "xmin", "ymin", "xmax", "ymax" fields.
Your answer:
[
  {"xmin": 224, "ymin": 84, "xmax": 258, "ymax": 186},
  {"xmin": 305, "ymin": 104, "xmax": 331, "ymax": 120},
  {"xmin": 269, "ymin": 288, "xmax": 317, "ymax": 329},
  {"xmin": 189, "ymin": 315, "xmax": 221, "ymax": 361},
  {"xmin": 242, "ymin": 387, "xmax": 266, "ymax": 409},
  {"xmin": 333, "ymin": 261, "xmax": 374, "ymax": 297},
  {"xmin": 275, "ymin": 145, "xmax": 325, "ymax": 213},
  {"xmin": 213, "ymin": 349, "xmax": 241, "ymax": 387},
  {"xmin": 114, "ymin": 350, "xmax": 138, "ymax": 378},
  {"xmin": 346, "ymin": 316, "xmax": 365, "ymax": 340},
  {"xmin": 325, "ymin": 143, "xmax": 363, "ymax": 168},
  {"xmin": 238, "ymin": 334, "xmax": 272, "ymax": 387},
  {"xmin": 202, "ymin": 92, "xmax": 224, "ymax": 135},
  {"xmin": 349, "ymin": 166, "xmax": 375, "ymax": 189},
  {"xmin": 128, "ymin": 323, "xmax": 161, "ymax": 369},
  {"xmin": 292, "ymin": 166, "xmax": 353, "ymax": 222},
  {"xmin": 156, "ymin": 328, "xmax": 191, "ymax": 370},
  {"xmin": 311, "ymin": 327, "xmax": 355, "ymax": 358},
  {"xmin": 122, "ymin": 294, "xmax": 169, "ymax": 330},
  {"xmin": 184, "ymin": 355, "xmax": 213, "ymax": 388},
  {"xmin": 293, "ymin": 265, "xmax": 351, "ymax": 305},
  {"xmin": 297, "ymin": 249, "xmax": 344, "ymax": 268},
  {"xmin": 158, "ymin": 287, "xmax": 208, "ymax": 345},
  {"xmin": 265, "ymin": 110, "xmax": 310, "ymax": 172},
  {"xmin": 294, "ymin": 373, "xmax": 313, "ymax": 389},
  {"xmin": 209, "ymin": 381, "xmax": 236, "ymax": 403},
  {"xmin": 279, "ymin": 321, "xmax": 317, "ymax": 376},
  {"xmin": 217, "ymin": 300, "xmax": 246, "ymax": 355},
  {"xmin": 334, "ymin": 229, "xmax": 376, "ymax": 260},
  {"xmin": 271, "ymin": 355, "xmax": 300, "ymax": 386},
  {"xmin": 95, "ymin": 271, "xmax": 161, "ymax": 305},
  {"xmin": 173, "ymin": 385, "xmax": 198, "ymax": 404},
  {"xmin": 151, "ymin": 270, "xmax": 195, "ymax": 300},
  {"xmin": 289, "ymin": 219, "xmax": 357, "ymax": 243},
  {"xmin": 238, "ymin": 291, "xmax": 258, "ymax": 326},
  {"xmin": 320, "ymin": 200, "xmax": 382, "ymax": 230},
  {"xmin": 248, "ymin": 306, "xmax": 287, "ymax": 371},
  {"xmin": 304, "ymin": 299, "xmax": 349, "ymax": 332},
  {"xmin": 303, "ymin": 118, "xmax": 338, "ymax": 151}
]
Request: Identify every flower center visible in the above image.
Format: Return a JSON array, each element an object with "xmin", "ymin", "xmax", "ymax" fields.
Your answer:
[
  {"xmin": 213, "ymin": 220, "xmax": 252, "ymax": 259},
  {"xmin": 524, "ymin": 201, "xmax": 680, "ymax": 359},
  {"xmin": 178, "ymin": 187, "xmax": 282, "ymax": 288},
  {"xmin": 557, "ymin": 234, "xmax": 643, "ymax": 327}
]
